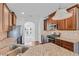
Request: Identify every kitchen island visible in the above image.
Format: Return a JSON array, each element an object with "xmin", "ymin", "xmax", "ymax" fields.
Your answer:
[{"xmin": 22, "ymin": 43, "xmax": 78, "ymax": 56}]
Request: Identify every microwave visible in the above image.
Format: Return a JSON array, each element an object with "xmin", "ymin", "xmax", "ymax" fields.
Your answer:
[{"xmin": 47, "ymin": 24, "xmax": 57, "ymax": 30}]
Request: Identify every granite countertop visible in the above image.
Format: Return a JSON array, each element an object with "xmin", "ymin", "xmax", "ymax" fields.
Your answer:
[
  {"xmin": 42, "ymin": 31, "xmax": 79, "ymax": 43},
  {"xmin": 0, "ymin": 38, "xmax": 17, "ymax": 49},
  {"xmin": 22, "ymin": 43, "xmax": 78, "ymax": 56}
]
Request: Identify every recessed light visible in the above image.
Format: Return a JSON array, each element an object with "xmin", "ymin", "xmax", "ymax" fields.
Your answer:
[{"xmin": 21, "ymin": 12, "xmax": 24, "ymax": 15}]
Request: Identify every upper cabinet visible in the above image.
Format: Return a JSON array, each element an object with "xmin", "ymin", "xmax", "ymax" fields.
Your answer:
[
  {"xmin": 57, "ymin": 20, "xmax": 66, "ymax": 30},
  {"xmin": 65, "ymin": 7, "xmax": 77, "ymax": 30},
  {"xmin": 0, "ymin": 4, "xmax": 3, "ymax": 32},
  {"xmin": 12, "ymin": 12, "xmax": 16, "ymax": 26},
  {"xmin": 0, "ymin": 3, "xmax": 17, "ymax": 32},
  {"xmin": 3, "ymin": 4, "xmax": 10, "ymax": 32},
  {"xmin": 9, "ymin": 12, "xmax": 13, "ymax": 27},
  {"xmin": 44, "ymin": 4, "xmax": 79, "ymax": 30}
]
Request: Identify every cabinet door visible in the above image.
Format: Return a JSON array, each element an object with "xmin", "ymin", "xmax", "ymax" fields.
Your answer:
[
  {"xmin": 48, "ymin": 18, "xmax": 57, "ymax": 24},
  {"xmin": 0, "ymin": 4, "xmax": 3, "ymax": 32},
  {"xmin": 9, "ymin": 12, "xmax": 12, "ymax": 27},
  {"xmin": 12, "ymin": 12, "xmax": 16, "ymax": 26},
  {"xmin": 57, "ymin": 20, "xmax": 66, "ymax": 30},
  {"xmin": 52, "ymin": 20, "xmax": 57, "ymax": 24},
  {"xmin": 55, "ymin": 39, "xmax": 61, "ymax": 46},
  {"xmin": 66, "ymin": 8, "xmax": 76, "ymax": 30},
  {"xmin": 60, "ymin": 40, "xmax": 74, "ymax": 51},
  {"xmin": 48, "ymin": 18, "xmax": 52, "ymax": 23},
  {"xmin": 3, "ymin": 4, "xmax": 9, "ymax": 32},
  {"xmin": 44, "ymin": 19, "xmax": 47, "ymax": 30}
]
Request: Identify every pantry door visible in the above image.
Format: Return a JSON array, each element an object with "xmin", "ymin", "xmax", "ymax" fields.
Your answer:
[{"xmin": 23, "ymin": 22, "xmax": 35, "ymax": 46}]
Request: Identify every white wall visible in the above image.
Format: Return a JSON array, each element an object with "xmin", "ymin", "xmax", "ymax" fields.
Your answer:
[
  {"xmin": 16, "ymin": 17, "xmax": 42, "ymax": 42},
  {"xmin": 38, "ymin": 19, "xmax": 44, "ymax": 43}
]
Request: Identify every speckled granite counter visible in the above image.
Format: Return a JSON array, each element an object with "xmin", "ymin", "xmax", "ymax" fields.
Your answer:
[
  {"xmin": 0, "ymin": 38, "xmax": 16, "ymax": 49},
  {"xmin": 42, "ymin": 30, "xmax": 79, "ymax": 43},
  {"xmin": 22, "ymin": 43, "xmax": 78, "ymax": 56}
]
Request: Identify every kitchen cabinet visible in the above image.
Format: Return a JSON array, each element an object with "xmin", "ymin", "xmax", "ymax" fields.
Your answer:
[
  {"xmin": 54, "ymin": 39, "xmax": 74, "ymax": 51},
  {"xmin": 47, "ymin": 18, "xmax": 52, "ymax": 23},
  {"xmin": 48, "ymin": 39, "xmax": 55, "ymax": 43},
  {"xmin": 57, "ymin": 20, "xmax": 66, "ymax": 30},
  {"xmin": 3, "ymin": 4, "xmax": 10, "ymax": 32},
  {"xmin": 9, "ymin": 12, "xmax": 13, "ymax": 27},
  {"xmin": 12, "ymin": 12, "xmax": 16, "ymax": 26},
  {"xmin": 8, "ymin": 12, "xmax": 13, "ymax": 31},
  {"xmin": 60, "ymin": 40, "xmax": 74, "ymax": 51},
  {"xmin": 45, "ymin": 5, "xmax": 79, "ymax": 30},
  {"xmin": 0, "ymin": 3, "xmax": 10, "ymax": 32},
  {"xmin": 54, "ymin": 39, "xmax": 61, "ymax": 46},
  {"xmin": 51, "ymin": 19, "xmax": 57, "ymax": 25},
  {"xmin": 48, "ymin": 38, "xmax": 74, "ymax": 51},
  {"xmin": 0, "ymin": 3, "xmax": 3, "ymax": 32},
  {"xmin": 0, "ymin": 3, "xmax": 17, "ymax": 32},
  {"xmin": 44, "ymin": 18, "xmax": 58, "ymax": 31},
  {"xmin": 66, "ymin": 7, "xmax": 77, "ymax": 30},
  {"xmin": 56, "ymin": 7, "xmax": 76, "ymax": 30},
  {"xmin": 48, "ymin": 18, "xmax": 57, "ymax": 24}
]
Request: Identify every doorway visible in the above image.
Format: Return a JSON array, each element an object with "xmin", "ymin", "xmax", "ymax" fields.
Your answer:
[{"xmin": 23, "ymin": 22, "xmax": 35, "ymax": 46}]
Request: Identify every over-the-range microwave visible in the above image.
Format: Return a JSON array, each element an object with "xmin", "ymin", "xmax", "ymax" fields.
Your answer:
[{"xmin": 47, "ymin": 24, "xmax": 57, "ymax": 30}]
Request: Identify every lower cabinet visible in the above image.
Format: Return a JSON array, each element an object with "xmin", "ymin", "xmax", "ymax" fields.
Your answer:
[
  {"xmin": 48, "ymin": 39, "xmax": 55, "ymax": 43},
  {"xmin": 54, "ymin": 39, "xmax": 61, "ymax": 46},
  {"xmin": 60, "ymin": 40, "xmax": 74, "ymax": 51},
  {"xmin": 54, "ymin": 39, "xmax": 74, "ymax": 51}
]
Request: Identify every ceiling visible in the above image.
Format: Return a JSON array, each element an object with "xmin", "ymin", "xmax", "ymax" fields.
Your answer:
[{"xmin": 7, "ymin": 3, "xmax": 75, "ymax": 21}]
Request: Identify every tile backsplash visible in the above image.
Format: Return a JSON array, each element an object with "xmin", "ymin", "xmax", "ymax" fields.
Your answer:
[
  {"xmin": 43, "ymin": 30, "xmax": 79, "ymax": 40},
  {"xmin": 60, "ymin": 31, "xmax": 79, "ymax": 40}
]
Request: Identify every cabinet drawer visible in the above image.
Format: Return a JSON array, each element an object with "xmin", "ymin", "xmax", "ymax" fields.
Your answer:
[
  {"xmin": 61, "ymin": 40, "xmax": 74, "ymax": 51},
  {"xmin": 61, "ymin": 40, "xmax": 73, "ymax": 47},
  {"xmin": 54, "ymin": 39, "xmax": 74, "ymax": 51},
  {"xmin": 62, "ymin": 43, "xmax": 74, "ymax": 51},
  {"xmin": 55, "ymin": 39, "xmax": 61, "ymax": 46},
  {"xmin": 49, "ymin": 39, "xmax": 55, "ymax": 43}
]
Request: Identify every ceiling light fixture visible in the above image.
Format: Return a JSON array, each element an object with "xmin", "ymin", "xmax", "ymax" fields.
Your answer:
[{"xmin": 21, "ymin": 12, "xmax": 25, "ymax": 15}]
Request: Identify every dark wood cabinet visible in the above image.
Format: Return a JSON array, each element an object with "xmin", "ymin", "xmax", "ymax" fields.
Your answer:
[
  {"xmin": 9, "ymin": 12, "xmax": 12, "ymax": 27},
  {"xmin": 54, "ymin": 39, "xmax": 61, "ymax": 46},
  {"xmin": 49, "ymin": 39, "xmax": 74, "ymax": 51},
  {"xmin": 48, "ymin": 18, "xmax": 57, "ymax": 24},
  {"xmin": 66, "ymin": 7, "xmax": 76, "ymax": 30},
  {"xmin": 8, "ymin": 12, "xmax": 13, "ymax": 31},
  {"xmin": 48, "ymin": 39, "xmax": 55, "ymax": 43},
  {"xmin": 44, "ymin": 5, "xmax": 79, "ymax": 30},
  {"xmin": 54, "ymin": 39, "xmax": 74, "ymax": 51},
  {"xmin": 57, "ymin": 20, "xmax": 66, "ymax": 30},
  {"xmin": 60, "ymin": 40, "xmax": 74, "ymax": 51},
  {"xmin": 12, "ymin": 12, "xmax": 16, "ymax": 26}
]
